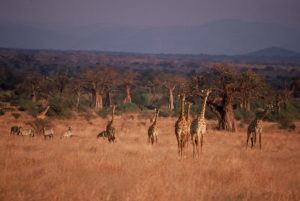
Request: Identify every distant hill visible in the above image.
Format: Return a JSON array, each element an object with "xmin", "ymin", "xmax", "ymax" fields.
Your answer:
[
  {"xmin": 0, "ymin": 20, "xmax": 300, "ymax": 55},
  {"xmin": 247, "ymin": 47, "xmax": 300, "ymax": 57}
]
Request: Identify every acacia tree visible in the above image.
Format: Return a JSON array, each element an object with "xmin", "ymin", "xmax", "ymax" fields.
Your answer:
[{"xmin": 191, "ymin": 64, "xmax": 269, "ymax": 132}]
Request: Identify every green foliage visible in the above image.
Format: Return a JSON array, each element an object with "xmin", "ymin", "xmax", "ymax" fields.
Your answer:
[
  {"xmin": 132, "ymin": 92, "xmax": 150, "ymax": 106},
  {"xmin": 277, "ymin": 117, "xmax": 296, "ymax": 131},
  {"xmin": 234, "ymin": 109, "xmax": 255, "ymax": 124},
  {"xmin": 48, "ymin": 96, "xmax": 73, "ymax": 118},
  {"xmin": 116, "ymin": 103, "xmax": 140, "ymax": 114},
  {"xmin": 97, "ymin": 107, "xmax": 111, "ymax": 118},
  {"xmin": 17, "ymin": 99, "xmax": 37, "ymax": 116}
]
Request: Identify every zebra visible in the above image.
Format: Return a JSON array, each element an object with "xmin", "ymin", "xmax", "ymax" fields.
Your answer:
[
  {"xmin": 61, "ymin": 126, "xmax": 72, "ymax": 138},
  {"xmin": 19, "ymin": 128, "xmax": 35, "ymax": 137},
  {"xmin": 10, "ymin": 126, "xmax": 22, "ymax": 136},
  {"xmin": 43, "ymin": 128, "xmax": 54, "ymax": 139},
  {"xmin": 97, "ymin": 130, "xmax": 108, "ymax": 139}
]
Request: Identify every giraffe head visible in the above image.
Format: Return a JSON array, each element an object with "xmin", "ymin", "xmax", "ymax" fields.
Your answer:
[{"xmin": 201, "ymin": 88, "xmax": 212, "ymax": 97}]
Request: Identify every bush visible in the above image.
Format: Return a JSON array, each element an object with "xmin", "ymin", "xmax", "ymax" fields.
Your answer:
[
  {"xmin": 132, "ymin": 92, "xmax": 150, "ymax": 107},
  {"xmin": 234, "ymin": 109, "xmax": 255, "ymax": 124},
  {"xmin": 48, "ymin": 96, "xmax": 73, "ymax": 118},
  {"xmin": 116, "ymin": 103, "xmax": 140, "ymax": 114},
  {"xmin": 97, "ymin": 107, "xmax": 111, "ymax": 118},
  {"xmin": 278, "ymin": 117, "xmax": 296, "ymax": 131},
  {"xmin": 17, "ymin": 99, "xmax": 37, "ymax": 116}
]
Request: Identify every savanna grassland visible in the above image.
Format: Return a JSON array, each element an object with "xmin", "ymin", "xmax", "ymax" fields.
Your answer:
[{"xmin": 1, "ymin": 111, "xmax": 300, "ymax": 201}]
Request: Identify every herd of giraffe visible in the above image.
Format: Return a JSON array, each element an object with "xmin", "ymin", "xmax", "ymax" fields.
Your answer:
[{"xmin": 9, "ymin": 89, "xmax": 272, "ymax": 157}]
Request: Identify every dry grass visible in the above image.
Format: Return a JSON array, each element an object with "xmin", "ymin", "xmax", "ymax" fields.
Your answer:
[{"xmin": 0, "ymin": 112, "xmax": 300, "ymax": 201}]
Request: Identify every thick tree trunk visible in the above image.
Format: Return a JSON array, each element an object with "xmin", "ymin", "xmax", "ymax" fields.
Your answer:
[
  {"xmin": 123, "ymin": 85, "xmax": 132, "ymax": 104},
  {"xmin": 105, "ymin": 91, "xmax": 112, "ymax": 107},
  {"xmin": 219, "ymin": 103, "xmax": 236, "ymax": 132},
  {"xmin": 91, "ymin": 89, "xmax": 103, "ymax": 110},
  {"xmin": 168, "ymin": 87, "xmax": 175, "ymax": 110},
  {"xmin": 241, "ymin": 98, "xmax": 250, "ymax": 111},
  {"xmin": 208, "ymin": 94, "xmax": 236, "ymax": 132}
]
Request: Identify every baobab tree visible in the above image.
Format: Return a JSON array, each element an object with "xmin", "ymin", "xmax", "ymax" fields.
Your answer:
[
  {"xmin": 121, "ymin": 70, "xmax": 138, "ymax": 104},
  {"xmin": 23, "ymin": 72, "xmax": 43, "ymax": 102},
  {"xmin": 159, "ymin": 73, "xmax": 187, "ymax": 110},
  {"xmin": 191, "ymin": 64, "xmax": 269, "ymax": 132},
  {"xmin": 82, "ymin": 66, "xmax": 118, "ymax": 110}
]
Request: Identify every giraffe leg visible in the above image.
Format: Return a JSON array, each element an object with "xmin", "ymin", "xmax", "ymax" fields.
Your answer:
[
  {"xmin": 200, "ymin": 134, "xmax": 203, "ymax": 153},
  {"xmin": 196, "ymin": 135, "xmax": 199, "ymax": 158},
  {"xmin": 259, "ymin": 132, "xmax": 262, "ymax": 149},
  {"xmin": 246, "ymin": 132, "xmax": 250, "ymax": 148}
]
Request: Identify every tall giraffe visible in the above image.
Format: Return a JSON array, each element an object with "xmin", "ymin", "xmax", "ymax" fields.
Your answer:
[
  {"xmin": 190, "ymin": 89, "xmax": 211, "ymax": 157},
  {"xmin": 148, "ymin": 108, "xmax": 159, "ymax": 144},
  {"xmin": 247, "ymin": 104, "xmax": 273, "ymax": 149},
  {"xmin": 175, "ymin": 94, "xmax": 188, "ymax": 157},
  {"xmin": 37, "ymin": 106, "xmax": 50, "ymax": 120},
  {"xmin": 185, "ymin": 101, "xmax": 192, "ymax": 146},
  {"xmin": 106, "ymin": 105, "xmax": 116, "ymax": 142}
]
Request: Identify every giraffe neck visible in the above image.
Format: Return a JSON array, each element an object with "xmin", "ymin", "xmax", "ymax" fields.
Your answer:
[
  {"xmin": 186, "ymin": 103, "xmax": 191, "ymax": 121},
  {"xmin": 42, "ymin": 106, "xmax": 50, "ymax": 115},
  {"xmin": 111, "ymin": 106, "xmax": 115, "ymax": 123},
  {"xmin": 198, "ymin": 94, "xmax": 209, "ymax": 121},
  {"xmin": 179, "ymin": 96, "xmax": 185, "ymax": 120},
  {"xmin": 153, "ymin": 110, "xmax": 159, "ymax": 126}
]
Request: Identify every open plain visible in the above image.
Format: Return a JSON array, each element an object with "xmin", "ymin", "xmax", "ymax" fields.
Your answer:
[{"xmin": 0, "ymin": 112, "xmax": 300, "ymax": 201}]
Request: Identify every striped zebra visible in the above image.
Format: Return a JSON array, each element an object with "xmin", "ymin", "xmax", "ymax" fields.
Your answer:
[
  {"xmin": 61, "ymin": 126, "xmax": 72, "ymax": 138},
  {"xmin": 43, "ymin": 128, "xmax": 54, "ymax": 139},
  {"xmin": 10, "ymin": 126, "xmax": 22, "ymax": 136},
  {"xmin": 20, "ymin": 128, "xmax": 35, "ymax": 137},
  {"xmin": 97, "ymin": 130, "xmax": 108, "ymax": 139}
]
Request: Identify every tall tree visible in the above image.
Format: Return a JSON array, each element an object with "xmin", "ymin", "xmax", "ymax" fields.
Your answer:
[
  {"xmin": 160, "ymin": 73, "xmax": 187, "ymax": 110},
  {"xmin": 122, "ymin": 70, "xmax": 138, "ymax": 104},
  {"xmin": 191, "ymin": 64, "xmax": 270, "ymax": 132}
]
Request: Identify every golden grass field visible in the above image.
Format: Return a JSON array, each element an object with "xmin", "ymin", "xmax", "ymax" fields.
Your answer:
[{"xmin": 1, "ymin": 111, "xmax": 300, "ymax": 201}]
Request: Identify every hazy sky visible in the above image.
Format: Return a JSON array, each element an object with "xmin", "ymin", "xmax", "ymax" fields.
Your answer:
[{"xmin": 0, "ymin": 0, "xmax": 300, "ymax": 28}]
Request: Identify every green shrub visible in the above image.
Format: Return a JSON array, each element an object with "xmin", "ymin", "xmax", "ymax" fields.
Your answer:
[
  {"xmin": 234, "ymin": 109, "xmax": 255, "ymax": 124},
  {"xmin": 48, "ymin": 96, "xmax": 73, "ymax": 118},
  {"xmin": 277, "ymin": 117, "xmax": 296, "ymax": 131},
  {"xmin": 18, "ymin": 99, "xmax": 37, "ymax": 112},
  {"xmin": 132, "ymin": 92, "xmax": 150, "ymax": 106},
  {"xmin": 97, "ymin": 107, "xmax": 111, "ymax": 118},
  {"xmin": 116, "ymin": 103, "xmax": 140, "ymax": 114}
]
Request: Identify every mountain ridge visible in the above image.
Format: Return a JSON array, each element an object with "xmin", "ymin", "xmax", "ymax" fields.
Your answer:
[{"xmin": 0, "ymin": 20, "xmax": 300, "ymax": 55}]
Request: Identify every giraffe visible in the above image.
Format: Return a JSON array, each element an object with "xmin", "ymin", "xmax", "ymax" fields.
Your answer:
[
  {"xmin": 106, "ymin": 105, "xmax": 116, "ymax": 142},
  {"xmin": 148, "ymin": 108, "xmax": 159, "ymax": 144},
  {"xmin": 185, "ymin": 101, "xmax": 192, "ymax": 146},
  {"xmin": 247, "ymin": 104, "xmax": 273, "ymax": 149},
  {"xmin": 190, "ymin": 89, "xmax": 211, "ymax": 157},
  {"xmin": 175, "ymin": 94, "xmax": 188, "ymax": 157},
  {"xmin": 37, "ymin": 106, "xmax": 50, "ymax": 120}
]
